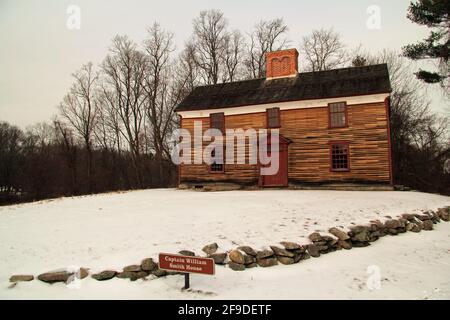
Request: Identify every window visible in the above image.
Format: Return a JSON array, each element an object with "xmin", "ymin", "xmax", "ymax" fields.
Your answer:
[
  {"xmin": 328, "ymin": 102, "xmax": 347, "ymax": 128},
  {"xmin": 266, "ymin": 107, "xmax": 280, "ymax": 128},
  {"xmin": 210, "ymin": 112, "xmax": 225, "ymax": 133},
  {"xmin": 330, "ymin": 142, "xmax": 349, "ymax": 171},
  {"xmin": 210, "ymin": 149, "xmax": 224, "ymax": 173}
]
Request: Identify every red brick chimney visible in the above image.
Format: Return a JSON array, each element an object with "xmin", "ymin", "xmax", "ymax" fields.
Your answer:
[{"xmin": 266, "ymin": 48, "xmax": 299, "ymax": 79}]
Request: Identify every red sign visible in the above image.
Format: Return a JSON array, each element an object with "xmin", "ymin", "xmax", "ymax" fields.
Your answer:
[{"xmin": 158, "ymin": 253, "xmax": 215, "ymax": 275}]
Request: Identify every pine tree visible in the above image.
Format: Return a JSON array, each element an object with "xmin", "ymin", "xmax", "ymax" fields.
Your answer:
[{"xmin": 402, "ymin": 0, "xmax": 449, "ymax": 86}]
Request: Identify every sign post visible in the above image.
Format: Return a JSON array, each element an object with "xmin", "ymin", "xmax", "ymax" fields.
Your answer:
[
  {"xmin": 159, "ymin": 253, "xmax": 215, "ymax": 290},
  {"xmin": 184, "ymin": 273, "xmax": 190, "ymax": 289}
]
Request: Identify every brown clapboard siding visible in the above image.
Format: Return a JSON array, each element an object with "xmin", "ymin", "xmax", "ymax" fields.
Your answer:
[{"xmin": 179, "ymin": 101, "xmax": 391, "ymax": 185}]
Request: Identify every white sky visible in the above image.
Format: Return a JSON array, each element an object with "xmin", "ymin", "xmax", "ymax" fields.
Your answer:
[{"xmin": 0, "ymin": 0, "xmax": 447, "ymax": 128}]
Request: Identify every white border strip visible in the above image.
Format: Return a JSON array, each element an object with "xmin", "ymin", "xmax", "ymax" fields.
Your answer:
[{"xmin": 177, "ymin": 93, "xmax": 389, "ymax": 118}]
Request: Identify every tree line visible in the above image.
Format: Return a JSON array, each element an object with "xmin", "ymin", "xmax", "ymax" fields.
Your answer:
[{"xmin": 1, "ymin": 5, "xmax": 449, "ymax": 204}]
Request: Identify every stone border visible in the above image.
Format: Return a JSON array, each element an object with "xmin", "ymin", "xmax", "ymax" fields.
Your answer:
[{"xmin": 9, "ymin": 206, "xmax": 450, "ymax": 285}]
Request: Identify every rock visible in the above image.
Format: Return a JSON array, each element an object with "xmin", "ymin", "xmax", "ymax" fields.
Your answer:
[
  {"xmin": 317, "ymin": 245, "xmax": 329, "ymax": 252},
  {"xmin": 141, "ymin": 258, "xmax": 158, "ymax": 272},
  {"xmin": 92, "ymin": 270, "xmax": 116, "ymax": 281},
  {"xmin": 256, "ymin": 249, "xmax": 274, "ymax": 259},
  {"xmin": 293, "ymin": 254, "xmax": 302, "ymax": 263},
  {"xmin": 279, "ymin": 241, "xmax": 301, "ymax": 250},
  {"xmin": 152, "ymin": 269, "xmax": 168, "ymax": 277},
  {"xmin": 117, "ymin": 270, "xmax": 149, "ymax": 281},
  {"xmin": 123, "ymin": 265, "xmax": 141, "ymax": 272},
  {"xmin": 277, "ymin": 256, "xmax": 295, "ymax": 265},
  {"xmin": 9, "ymin": 275, "xmax": 34, "ymax": 282},
  {"xmin": 349, "ymin": 225, "xmax": 367, "ymax": 234},
  {"xmin": 129, "ymin": 272, "xmax": 148, "ymax": 281},
  {"xmin": 321, "ymin": 235, "xmax": 335, "ymax": 242},
  {"xmin": 301, "ymin": 252, "xmax": 310, "ymax": 260},
  {"xmin": 237, "ymin": 246, "xmax": 257, "ymax": 256},
  {"xmin": 384, "ymin": 219, "xmax": 401, "ymax": 229},
  {"xmin": 352, "ymin": 232, "xmax": 368, "ymax": 242},
  {"xmin": 387, "ymin": 228, "xmax": 399, "ymax": 235},
  {"xmin": 437, "ymin": 208, "xmax": 449, "ymax": 221},
  {"xmin": 352, "ymin": 241, "xmax": 370, "ymax": 248},
  {"xmin": 270, "ymin": 246, "xmax": 294, "ymax": 257},
  {"xmin": 328, "ymin": 227, "xmax": 349, "ymax": 240},
  {"xmin": 422, "ymin": 220, "xmax": 433, "ymax": 230},
  {"xmin": 338, "ymin": 240, "xmax": 352, "ymax": 250},
  {"xmin": 369, "ymin": 229, "xmax": 381, "ymax": 239},
  {"xmin": 370, "ymin": 220, "xmax": 385, "ymax": 230},
  {"xmin": 415, "ymin": 214, "xmax": 431, "ymax": 221},
  {"xmin": 290, "ymin": 248, "xmax": 306, "ymax": 256},
  {"xmin": 117, "ymin": 271, "xmax": 138, "ymax": 279},
  {"xmin": 401, "ymin": 213, "xmax": 416, "ymax": 221},
  {"xmin": 406, "ymin": 222, "xmax": 414, "ymax": 231},
  {"xmin": 229, "ymin": 250, "xmax": 245, "ymax": 264},
  {"xmin": 398, "ymin": 218, "xmax": 408, "ymax": 228},
  {"xmin": 178, "ymin": 250, "xmax": 195, "ymax": 256},
  {"xmin": 243, "ymin": 254, "xmax": 255, "ymax": 265},
  {"xmin": 228, "ymin": 261, "xmax": 245, "ymax": 271},
  {"xmin": 431, "ymin": 211, "xmax": 441, "ymax": 223},
  {"xmin": 411, "ymin": 223, "xmax": 422, "ymax": 232},
  {"xmin": 306, "ymin": 244, "xmax": 320, "ymax": 258},
  {"xmin": 38, "ymin": 271, "xmax": 72, "ymax": 283},
  {"xmin": 79, "ymin": 268, "xmax": 89, "ymax": 279},
  {"xmin": 397, "ymin": 227, "xmax": 407, "ymax": 233},
  {"xmin": 245, "ymin": 262, "xmax": 257, "ymax": 268},
  {"xmin": 37, "ymin": 267, "xmax": 88, "ymax": 284},
  {"xmin": 257, "ymin": 257, "xmax": 278, "ymax": 267},
  {"xmin": 327, "ymin": 238, "xmax": 339, "ymax": 246},
  {"xmin": 308, "ymin": 232, "xmax": 323, "ymax": 242},
  {"xmin": 350, "ymin": 227, "xmax": 369, "ymax": 242},
  {"xmin": 210, "ymin": 252, "xmax": 227, "ymax": 264},
  {"xmin": 202, "ymin": 243, "xmax": 218, "ymax": 255}
]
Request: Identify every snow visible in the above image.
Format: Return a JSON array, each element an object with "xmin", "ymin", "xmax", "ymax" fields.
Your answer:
[{"xmin": 0, "ymin": 189, "xmax": 449, "ymax": 299}]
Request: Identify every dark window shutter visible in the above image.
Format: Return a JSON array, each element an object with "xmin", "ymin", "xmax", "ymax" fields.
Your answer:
[
  {"xmin": 210, "ymin": 112, "xmax": 225, "ymax": 133},
  {"xmin": 267, "ymin": 107, "xmax": 280, "ymax": 128}
]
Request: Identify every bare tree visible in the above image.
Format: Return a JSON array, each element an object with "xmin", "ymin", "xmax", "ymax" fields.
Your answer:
[
  {"xmin": 191, "ymin": 9, "xmax": 229, "ymax": 85},
  {"xmin": 222, "ymin": 30, "xmax": 245, "ymax": 82},
  {"xmin": 0, "ymin": 122, "xmax": 23, "ymax": 193},
  {"xmin": 245, "ymin": 18, "xmax": 289, "ymax": 78},
  {"xmin": 59, "ymin": 62, "xmax": 98, "ymax": 192},
  {"xmin": 300, "ymin": 28, "xmax": 347, "ymax": 72},
  {"xmin": 53, "ymin": 118, "xmax": 79, "ymax": 194},
  {"xmin": 178, "ymin": 42, "xmax": 201, "ymax": 91},
  {"xmin": 142, "ymin": 23, "xmax": 176, "ymax": 185},
  {"xmin": 101, "ymin": 35, "xmax": 148, "ymax": 187}
]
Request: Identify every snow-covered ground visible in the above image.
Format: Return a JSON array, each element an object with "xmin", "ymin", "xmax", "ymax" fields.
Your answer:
[{"xmin": 0, "ymin": 189, "xmax": 449, "ymax": 299}]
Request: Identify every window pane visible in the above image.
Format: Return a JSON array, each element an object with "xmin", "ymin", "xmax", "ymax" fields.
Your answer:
[
  {"xmin": 329, "ymin": 103, "xmax": 346, "ymax": 127},
  {"xmin": 210, "ymin": 147, "xmax": 225, "ymax": 172},
  {"xmin": 331, "ymin": 144, "xmax": 349, "ymax": 170}
]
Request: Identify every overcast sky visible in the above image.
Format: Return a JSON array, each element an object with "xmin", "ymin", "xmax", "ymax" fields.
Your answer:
[{"xmin": 0, "ymin": 0, "xmax": 447, "ymax": 128}]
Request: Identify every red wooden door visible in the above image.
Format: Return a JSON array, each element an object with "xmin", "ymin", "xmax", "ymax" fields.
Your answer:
[{"xmin": 261, "ymin": 142, "xmax": 288, "ymax": 187}]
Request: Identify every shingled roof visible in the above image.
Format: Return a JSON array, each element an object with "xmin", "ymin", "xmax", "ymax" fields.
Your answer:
[{"xmin": 176, "ymin": 64, "xmax": 391, "ymax": 112}]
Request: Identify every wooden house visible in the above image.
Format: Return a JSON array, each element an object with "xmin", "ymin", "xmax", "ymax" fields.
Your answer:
[{"xmin": 175, "ymin": 48, "xmax": 392, "ymax": 189}]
